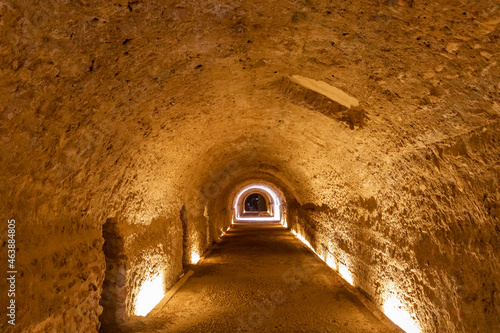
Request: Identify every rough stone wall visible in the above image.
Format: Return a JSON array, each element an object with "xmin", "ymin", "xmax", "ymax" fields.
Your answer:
[
  {"xmin": 100, "ymin": 218, "xmax": 127, "ymax": 328},
  {"xmin": 123, "ymin": 215, "xmax": 183, "ymax": 318},
  {"xmin": 293, "ymin": 123, "xmax": 499, "ymax": 332}
]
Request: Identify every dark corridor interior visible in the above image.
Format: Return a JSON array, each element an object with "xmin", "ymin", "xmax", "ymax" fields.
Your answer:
[{"xmin": 245, "ymin": 193, "xmax": 268, "ymax": 212}]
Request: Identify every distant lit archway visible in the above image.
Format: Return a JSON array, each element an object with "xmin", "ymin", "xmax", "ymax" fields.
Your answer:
[
  {"xmin": 233, "ymin": 183, "xmax": 283, "ymax": 222},
  {"xmin": 244, "ymin": 193, "xmax": 268, "ymax": 212}
]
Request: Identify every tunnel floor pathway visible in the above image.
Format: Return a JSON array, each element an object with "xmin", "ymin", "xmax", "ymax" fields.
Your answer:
[{"xmin": 124, "ymin": 222, "xmax": 402, "ymax": 333}]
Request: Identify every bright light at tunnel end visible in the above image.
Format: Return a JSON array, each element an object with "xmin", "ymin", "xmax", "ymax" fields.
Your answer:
[
  {"xmin": 135, "ymin": 272, "xmax": 164, "ymax": 317},
  {"xmin": 233, "ymin": 184, "xmax": 282, "ymax": 222}
]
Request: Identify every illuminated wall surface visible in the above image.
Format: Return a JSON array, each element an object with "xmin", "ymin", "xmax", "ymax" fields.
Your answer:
[
  {"xmin": 291, "ymin": 228, "xmax": 421, "ymax": 333},
  {"xmin": 134, "ymin": 273, "xmax": 165, "ymax": 317},
  {"xmin": 233, "ymin": 183, "xmax": 283, "ymax": 221},
  {"xmin": 0, "ymin": 0, "xmax": 499, "ymax": 332}
]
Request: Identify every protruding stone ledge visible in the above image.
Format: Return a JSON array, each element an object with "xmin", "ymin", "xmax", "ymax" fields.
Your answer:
[{"xmin": 275, "ymin": 75, "xmax": 367, "ymax": 129}]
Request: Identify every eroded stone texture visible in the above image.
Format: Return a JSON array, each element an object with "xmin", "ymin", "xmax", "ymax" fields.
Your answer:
[
  {"xmin": 100, "ymin": 218, "xmax": 127, "ymax": 329},
  {"xmin": 290, "ymin": 123, "xmax": 499, "ymax": 332},
  {"xmin": 0, "ymin": 0, "xmax": 499, "ymax": 332}
]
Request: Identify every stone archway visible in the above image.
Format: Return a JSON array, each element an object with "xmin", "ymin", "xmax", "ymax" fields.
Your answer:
[{"xmin": 244, "ymin": 193, "xmax": 268, "ymax": 212}]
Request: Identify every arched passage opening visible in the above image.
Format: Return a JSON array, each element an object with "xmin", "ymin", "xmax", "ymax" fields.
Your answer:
[
  {"xmin": 244, "ymin": 193, "xmax": 268, "ymax": 212},
  {"xmin": 232, "ymin": 182, "xmax": 286, "ymax": 223}
]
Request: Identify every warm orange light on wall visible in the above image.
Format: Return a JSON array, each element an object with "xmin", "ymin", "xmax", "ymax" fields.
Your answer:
[
  {"xmin": 135, "ymin": 272, "xmax": 164, "ymax": 316},
  {"xmin": 339, "ymin": 263, "xmax": 354, "ymax": 286},
  {"xmin": 191, "ymin": 252, "xmax": 201, "ymax": 264},
  {"xmin": 291, "ymin": 224, "xmax": 421, "ymax": 332},
  {"xmin": 383, "ymin": 294, "xmax": 420, "ymax": 333},
  {"xmin": 326, "ymin": 252, "xmax": 336, "ymax": 270}
]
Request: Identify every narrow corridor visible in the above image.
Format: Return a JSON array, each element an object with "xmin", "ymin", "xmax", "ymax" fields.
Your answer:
[{"xmin": 123, "ymin": 222, "xmax": 402, "ymax": 333}]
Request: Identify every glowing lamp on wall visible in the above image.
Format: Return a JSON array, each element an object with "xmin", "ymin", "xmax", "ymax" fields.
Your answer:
[
  {"xmin": 191, "ymin": 252, "xmax": 201, "ymax": 264},
  {"xmin": 383, "ymin": 295, "xmax": 420, "ymax": 333},
  {"xmin": 281, "ymin": 216, "xmax": 288, "ymax": 228},
  {"xmin": 135, "ymin": 272, "xmax": 164, "ymax": 316},
  {"xmin": 326, "ymin": 252, "xmax": 336, "ymax": 270},
  {"xmin": 339, "ymin": 263, "xmax": 354, "ymax": 286}
]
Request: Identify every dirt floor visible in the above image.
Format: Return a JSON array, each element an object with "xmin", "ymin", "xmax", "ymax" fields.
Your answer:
[{"xmin": 122, "ymin": 222, "xmax": 403, "ymax": 333}]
